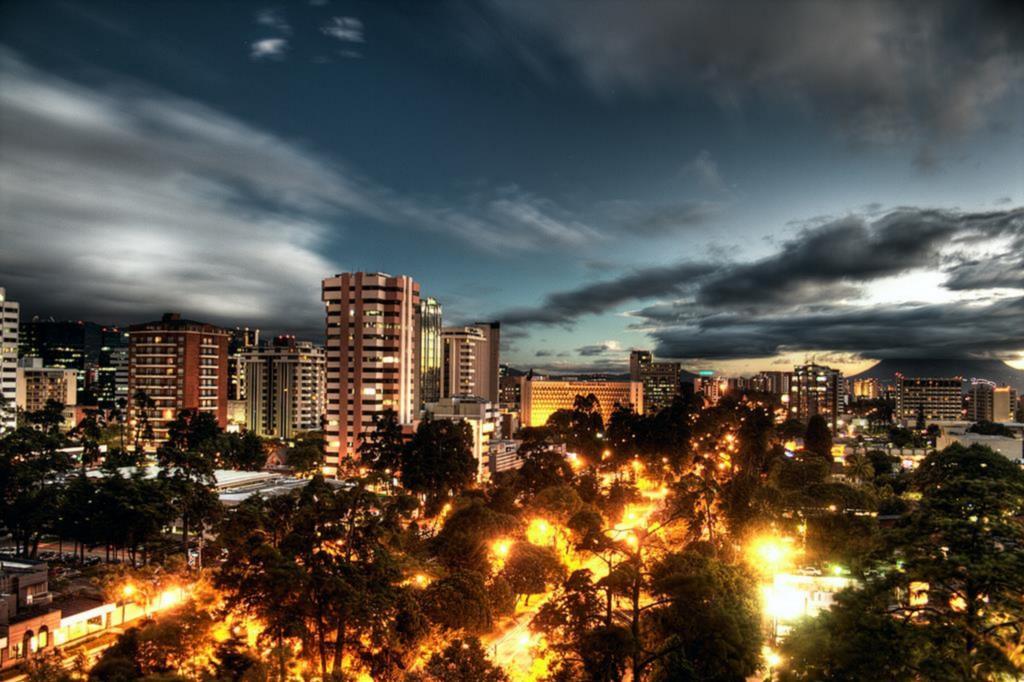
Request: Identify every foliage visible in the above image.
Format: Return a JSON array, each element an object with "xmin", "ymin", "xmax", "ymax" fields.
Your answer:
[{"xmin": 420, "ymin": 637, "xmax": 508, "ymax": 682}]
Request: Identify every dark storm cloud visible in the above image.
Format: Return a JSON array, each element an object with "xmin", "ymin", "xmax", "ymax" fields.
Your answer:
[
  {"xmin": 575, "ymin": 343, "xmax": 622, "ymax": 357},
  {"xmin": 489, "ymin": 0, "xmax": 1024, "ymax": 144},
  {"xmin": 944, "ymin": 253, "xmax": 1024, "ymax": 291},
  {"xmin": 498, "ymin": 263, "xmax": 718, "ymax": 326},
  {"xmin": 651, "ymin": 297, "xmax": 1024, "ymax": 361}
]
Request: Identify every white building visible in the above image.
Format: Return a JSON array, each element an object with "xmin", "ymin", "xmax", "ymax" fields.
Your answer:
[
  {"xmin": 0, "ymin": 288, "xmax": 19, "ymax": 433},
  {"xmin": 936, "ymin": 430, "xmax": 1023, "ymax": 464},
  {"xmin": 242, "ymin": 337, "xmax": 325, "ymax": 439},
  {"xmin": 441, "ymin": 323, "xmax": 500, "ymax": 403}
]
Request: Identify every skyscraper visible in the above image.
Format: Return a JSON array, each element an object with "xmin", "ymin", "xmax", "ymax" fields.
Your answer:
[
  {"xmin": 322, "ymin": 272, "xmax": 421, "ymax": 473},
  {"xmin": 127, "ymin": 313, "xmax": 230, "ymax": 448},
  {"xmin": 227, "ymin": 327, "xmax": 260, "ymax": 402},
  {"xmin": 788, "ymin": 364, "xmax": 841, "ymax": 430},
  {"xmin": 966, "ymin": 380, "xmax": 1018, "ymax": 423},
  {"xmin": 419, "ymin": 297, "xmax": 443, "ymax": 405},
  {"xmin": 629, "ymin": 349, "xmax": 681, "ymax": 414},
  {"xmin": 441, "ymin": 322, "xmax": 500, "ymax": 403},
  {"xmin": 95, "ymin": 326, "xmax": 129, "ymax": 409},
  {"xmin": 243, "ymin": 336, "xmax": 326, "ymax": 439},
  {"xmin": 0, "ymin": 288, "xmax": 19, "ymax": 433}
]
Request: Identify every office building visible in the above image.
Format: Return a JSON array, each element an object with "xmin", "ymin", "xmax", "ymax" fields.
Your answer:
[
  {"xmin": 94, "ymin": 327, "xmax": 129, "ymax": 409},
  {"xmin": 419, "ymin": 297, "xmax": 443, "ymax": 405},
  {"xmin": 1, "ymin": 288, "xmax": 19, "ymax": 432},
  {"xmin": 227, "ymin": 327, "xmax": 260, "ymax": 402},
  {"xmin": 243, "ymin": 336, "xmax": 325, "ymax": 439},
  {"xmin": 850, "ymin": 378, "xmax": 882, "ymax": 400},
  {"xmin": 426, "ymin": 396, "xmax": 501, "ymax": 481},
  {"xmin": 16, "ymin": 358, "xmax": 77, "ymax": 416},
  {"xmin": 18, "ymin": 319, "xmax": 103, "ymax": 405},
  {"xmin": 694, "ymin": 376, "xmax": 724, "ymax": 405},
  {"xmin": 752, "ymin": 371, "xmax": 792, "ymax": 396},
  {"xmin": 488, "ymin": 439, "xmax": 523, "ymax": 477},
  {"xmin": 788, "ymin": 364, "xmax": 842, "ymax": 430},
  {"xmin": 127, "ymin": 313, "xmax": 230, "ymax": 448},
  {"xmin": 966, "ymin": 380, "xmax": 1018, "ymax": 423},
  {"xmin": 629, "ymin": 350, "xmax": 681, "ymax": 414},
  {"xmin": 519, "ymin": 376, "xmax": 643, "ymax": 428},
  {"xmin": 442, "ymin": 322, "xmax": 500, "ymax": 403},
  {"xmin": 895, "ymin": 375, "xmax": 963, "ymax": 424},
  {"xmin": 322, "ymin": 272, "xmax": 421, "ymax": 472},
  {"xmin": 499, "ymin": 367, "xmax": 522, "ymax": 411}
]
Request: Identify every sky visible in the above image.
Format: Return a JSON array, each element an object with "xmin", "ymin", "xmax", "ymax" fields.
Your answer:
[{"xmin": 1, "ymin": 0, "xmax": 1022, "ymax": 375}]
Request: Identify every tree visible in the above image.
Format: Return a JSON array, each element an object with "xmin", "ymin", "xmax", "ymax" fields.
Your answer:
[
  {"xmin": 502, "ymin": 542, "xmax": 565, "ymax": 605},
  {"xmin": 422, "ymin": 570, "xmax": 494, "ymax": 633},
  {"xmin": 804, "ymin": 415, "xmax": 833, "ymax": 460},
  {"xmin": 546, "ymin": 393, "xmax": 605, "ymax": 459},
  {"xmin": 157, "ymin": 410, "xmax": 221, "ymax": 555},
  {"xmin": 514, "ymin": 427, "xmax": 574, "ymax": 496},
  {"xmin": 421, "ymin": 637, "xmax": 508, "ymax": 682},
  {"xmin": 132, "ymin": 389, "xmax": 156, "ymax": 453},
  {"xmin": 967, "ymin": 420, "xmax": 1015, "ymax": 437},
  {"xmin": 0, "ymin": 426, "xmax": 72, "ymax": 556},
  {"xmin": 401, "ymin": 417, "xmax": 477, "ymax": 513},
  {"xmin": 286, "ymin": 431, "xmax": 325, "ymax": 475},
  {"xmin": 358, "ymin": 409, "xmax": 404, "ymax": 473},
  {"xmin": 219, "ymin": 430, "xmax": 267, "ymax": 470}
]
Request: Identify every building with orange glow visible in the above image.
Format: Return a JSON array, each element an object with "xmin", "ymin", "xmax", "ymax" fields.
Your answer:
[
  {"xmin": 519, "ymin": 376, "xmax": 643, "ymax": 427},
  {"xmin": 127, "ymin": 313, "xmax": 230, "ymax": 447},
  {"xmin": 322, "ymin": 272, "xmax": 420, "ymax": 473}
]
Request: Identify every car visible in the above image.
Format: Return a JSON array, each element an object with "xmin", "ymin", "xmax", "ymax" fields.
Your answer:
[{"xmin": 796, "ymin": 566, "xmax": 823, "ymax": 576}]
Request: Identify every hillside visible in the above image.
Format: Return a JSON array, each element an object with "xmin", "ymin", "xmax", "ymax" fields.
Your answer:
[{"xmin": 850, "ymin": 358, "xmax": 1024, "ymax": 391}]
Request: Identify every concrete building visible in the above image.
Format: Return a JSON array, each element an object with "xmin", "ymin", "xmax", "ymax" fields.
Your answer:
[
  {"xmin": 127, "ymin": 313, "xmax": 230, "ymax": 447},
  {"xmin": 520, "ymin": 376, "xmax": 643, "ymax": 428},
  {"xmin": 243, "ymin": 336, "xmax": 325, "ymax": 439},
  {"xmin": 850, "ymin": 378, "xmax": 882, "ymax": 400},
  {"xmin": 227, "ymin": 327, "xmax": 260, "ymax": 402},
  {"xmin": 896, "ymin": 375, "xmax": 963, "ymax": 424},
  {"xmin": 966, "ymin": 380, "xmax": 1018, "ymax": 423},
  {"xmin": 321, "ymin": 272, "xmax": 421, "ymax": 473},
  {"xmin": 426, "ymin": 396, "xmax": 501, "ymax": 481},
  {"xmin": 936, "ymin": 429, "xmax": 1022, "ymax": 463},
  {"xmin": 419, "ymin": 297, "xmax": 443, "ymax": 406},
  {"xmin": 752, "ymin": 371, "xmax": 792, "ymax": 396},
  {"xmin": 441, "ymin": 322, "xmax": 500, "ymax": 403},
  {"xmin": 94, "ymin": 327, "xmax": 129, "ymax": 409},
  {"xmin": 18, "ymin": 319, "xmax": 103, "ymax": 405},
  {"xmin": 694, "ymin": 375, "xmax": 724, "ymax": 405},
  {"xmin": 15, "ymin": 358, "xmax": 76, "ymax": 417},
  {"xmin": 0, "ymin": 288, "xmax": 17, "ymax": 433},
  {"xmin": 629, "ymin": 350, "xmax": 681, "ymax": 415},
  {"xmin": 789, "ymin": 364, "xmax": 842, "ymax": 430},
  {"xmin": 488, "ymin": 438, "xmax": 523, "ymax": 477}
]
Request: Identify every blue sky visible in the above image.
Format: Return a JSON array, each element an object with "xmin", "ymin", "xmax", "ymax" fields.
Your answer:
[{"xmin": 1, "ymin": 1, "xmax": 1022, "ymax": 374}]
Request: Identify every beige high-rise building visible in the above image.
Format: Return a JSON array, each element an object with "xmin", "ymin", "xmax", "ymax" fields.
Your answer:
[
  {"xmin": 519, "ymin": 376, "xmax": 643, "ymax": 428},
  {"xmin": 967, "ymin": 381, "xmax": 1018, "ymax": 423},
  {"xmin": 788, "ymin": 364, "xmax": 842, "ymax": 430},
  {"xmin": 322, "ymin": 272, "xmax": 420, "ymax": 473},
  {"xmin": 0, "ymin": 288, "xmax": 17, "ymax": 433},
  {"xmin": 442, "ymin": 322, "xmax": 500, "ymax": 403},
  {"xmin": 243, "ymin": 337, "xmax": 326, "ymax": 439},
  {"xmin": 16, "ymin": 357, "xmax": 77, "ymax": 414}
]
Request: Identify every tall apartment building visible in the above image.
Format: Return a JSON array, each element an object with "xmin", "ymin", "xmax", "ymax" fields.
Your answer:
[
  {"xmin": 127, "ymin": 313, "xmax": 230, "ymax": 447},
  {"xmin": 0, "ymin": 288, "xmax": 19, "ymax": 432},
  {"xmin": 227, "ymin": 327, "xmax": 260, "ymax": 402},
  {"xmin": 243, "ymin": 336, "xmax": 326, "ymax": 439},
  {"xmin": 629, "ymin": 350, "xmax": 681, "ymax": 414},
  {"xmin": 16, "ymin": 358, "xmax": 76, "ymax": 412},
  {"xmin": 322, "ymin": 272, "xmax": 421, "ymax": 473},
  {"xmin": 420, "ymin": 297, "xmax": 443, "ymax": 405},
  {"xmin": 752, "ymin": 371, "xmax": 792, "ymax": 396},
  {"xmin": 788, "ymin": 364, "xmax": 841, "ymax": 430},
  {"xmin": 520, "ymin": 376, "xmax": 643, "ymax": 428},
  {"xmin": 441, "ymin": 322, "xmax": 500, "ymax": 403},
  {"xmin": 966, "ymin": 380, "xmax": 1018, "ymax": 423},
  {"xmin": 850, "ymin": 378, "xmax": 882, "ymax": 400},
  {"xmin": 895, "ymin": 375, "xmax": 963, "ymax": 424}
]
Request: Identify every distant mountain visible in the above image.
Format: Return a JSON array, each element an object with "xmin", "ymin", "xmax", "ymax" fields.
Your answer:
[{"xmin": 850, "ymin": 358, "xmax": 1024, "ymax": 391}]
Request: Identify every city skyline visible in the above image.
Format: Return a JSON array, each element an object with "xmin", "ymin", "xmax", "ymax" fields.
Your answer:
[{"xmin": 1, "ymin": 1, "xmax": 1023, "ymax": 377}]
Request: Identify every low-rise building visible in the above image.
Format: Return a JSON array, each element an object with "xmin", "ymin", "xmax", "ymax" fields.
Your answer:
[
  {"xmin": 15, "ymin": 357, "xmax": 77, "ymax": 423},
  {"xmin": 519, "ymin": 376, "xmax": 643, "ymax": 428},
  {"xmin": 936, "ymin": 429, "xmax": 1023, "ymax": 463}
]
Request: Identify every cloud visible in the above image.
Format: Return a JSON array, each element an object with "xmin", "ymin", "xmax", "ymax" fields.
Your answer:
[
  {"xmin": 251, "ymin": 38, "xmax": 288, "ymax": 60},
  {"xmin": 600, "ymin": 199, "xmax": 722, "ymax": 235},
  {"xmin": 322, "ymin": 16, "xmax": 364, "ymax": 42},
  {"xmin": 682, "ymin": 150, "xmax": 726, "ymax": 192},
  {"xmin": 488, "ymin": 0, "xmax": 1024, "ymax": 145},
  {"xmin": 498, "ymin": 262, "xmax": 718, "ymax": 326},
  {"xmin": 576, "ymin": 340, "xmax": 623, "ymax": 357},
  {"xmin": 944, "ymin": 253, "xmax": 1024, "ymax": 291},
  {"xmin": 256, "ymin": 8, "xmax": 291, "ymax": 34}
]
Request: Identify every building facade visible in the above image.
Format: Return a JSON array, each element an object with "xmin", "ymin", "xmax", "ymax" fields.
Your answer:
[
  {"xmin": 966, "ymin": 380, "xmax": 1018, "ymax": 423},
  {"xmin": 127, "ymin": 314, "xmax": 230, "ymax": 447},
  {"xmin": 243, "ymin": 337, "xmax": 325, "ymax": 439},
  {"xmin": 227, "ymin": 327, "xmax": 260, "ymax": 402},
  {"xmin": 752, "ymin": 371, "xmax": 792, "ymax": 396},
  {"xmin": 441, "ymin": 322, "xmax": 500, "ymax": 403},
  {"xmin": 15, "ymin": 358, "xmax": 76, "ymax": 416},
  {"xmin": 629, "ymin": 350, "xmax": 681, "ymax": 414},
  {"xmin": 322, "ymin": 272, "xmax": 420, "ymax": 473},
  {"xmin": 94, "ymin": 327, "xmax": 129, "ymax": 409},
  {"xmin": 896, "ymin": 376, "xmax": 963, "ymax": 424},
  {"xmin": 519, "ymin": 376, "xmax": 643, "ymax": 428},
  {"xmin": 0, "ymin": 289, "xmax": 19, "ymax": 433},
  {"xmin": 788, "ymin": 364, "xmax": 842, "ymax": 430},
  {"xmin": 419, "ymin": 297, "xmax": 443, "ymax": 405}
]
